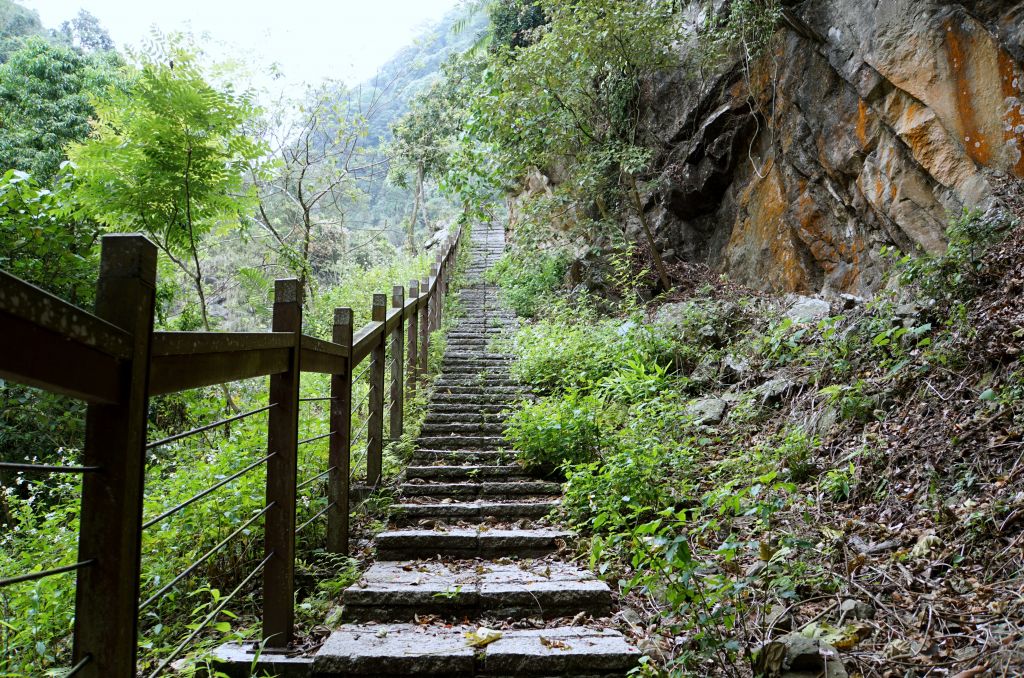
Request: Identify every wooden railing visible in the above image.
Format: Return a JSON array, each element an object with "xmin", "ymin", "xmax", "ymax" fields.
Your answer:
[{"xmin": 0, "ymin": 228, "xmax": 462, "ymax": 677}]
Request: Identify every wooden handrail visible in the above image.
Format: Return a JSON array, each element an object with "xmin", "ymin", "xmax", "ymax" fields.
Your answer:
[{"xmin": 0, "ymin": 225, "xmax": 464, "ymax": 676}]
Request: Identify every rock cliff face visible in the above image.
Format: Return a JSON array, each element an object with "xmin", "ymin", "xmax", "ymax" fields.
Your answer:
[{"xmin": 639, "ymin": 0, "xmax": 1024, "ymax": 295}]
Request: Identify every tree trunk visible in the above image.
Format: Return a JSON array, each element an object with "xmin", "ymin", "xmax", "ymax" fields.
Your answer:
[
  {"xmin": 407, "ymin": 162, "xmax": 424, "ymax": 255},
  {"xmin": 625, "ymin": 171, "xmax": 671, "ymax": 292}
]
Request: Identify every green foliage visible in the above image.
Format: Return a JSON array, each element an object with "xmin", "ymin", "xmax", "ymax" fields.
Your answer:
[
  {"xmin": 69, "ymin": 39, "xmax": 262, "ymax": 254},
  {"xmin": 0, "ymin": 0, "xmax": 43, "ymax": 62},
  {"xmin": 0, "ymin": 36, "xmax": 121, "ymax": 183},
  {"xmin": 489, "ymin": 0, "xmax": 547, "ymax": 50},
  {"xmin": 506, "ymin": 390, "xmax": 606, "ymax": 471},
  {"xmin": 470, "ymin": 0, "xmax": 677, "ymax": 188},
  {"xmin": 486, "ymin": 248, "xmax": 567, "ymax": 317},
  {"xmin": 696, "ymin": 0, "xmax": 782, "ymax": 67},
  {"xmin": 821, "ymin": 463, "xmax": 855, "ymax": 502},
  {"xmin": 890, "ymin": 209, "xmax": 1007, "ymax": 305},
  {"xmin": 0, "ymin": 169, "xmax": 98, "ymax": 303},
  {"xmin": 508, "ymin": 307, "xmax": 624, "ymax": 392}
]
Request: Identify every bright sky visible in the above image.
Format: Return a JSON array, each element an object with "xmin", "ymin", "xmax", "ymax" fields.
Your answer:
[{"xmin": 22, "ymin": 0, "xmax": 462, "ymax": 93}]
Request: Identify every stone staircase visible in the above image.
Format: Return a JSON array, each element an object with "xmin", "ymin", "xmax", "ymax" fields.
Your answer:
[{"xmin": 312, "ymin": 224, "xmax": 640, "ymax": 676}]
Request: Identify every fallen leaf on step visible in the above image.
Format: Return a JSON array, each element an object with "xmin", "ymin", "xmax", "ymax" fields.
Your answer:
[
  {"xmin": 464, "ymin": 627, "xmax": 503, "ymax": 648},
  {"xmin": 539, "ymin": 636, "xmax": 571, "ymax": 650}
]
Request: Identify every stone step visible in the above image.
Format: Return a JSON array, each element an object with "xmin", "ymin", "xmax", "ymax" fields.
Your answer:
[
  {"xmin": 374, "ymin": 527, "xmax": 572, "ymax": 559},
  {"xmin": 312, "ymin": 624, "xmax": 640, "ymax": 676},
  {"xmin": 406, "ymin": 464, "xmax": 523, "ymax": 481},
  {"xmin": 341, "ymin": 560, "xmax": 611, "ymax": 622},
  {"xmin": 411, "ymin": 449, "xmax": 515, "ymax": 464},
  {"xmin": 419, "ymin": 422, "xmax": 506, "ymax": 436},
  {"xmin": 439, "ymin": 360, "xmax": 512, "ymax": 370},
  {"xmin": 444, "ymin": 352, "xmax": 512, "ymax": 359},
  {"xmin": 435, "ymin": 376, "xmax": 519, "ymax": 385},
  {"xmin": 428, "ymin": 394, "xmax": 520, "ymax": 406},
  {"xmin": 432, "ymin": 386, "xmax": 520, "ymax": 397},
  {"xmin": 392, "ymin": 500, "xmax": 558, "ymax": 523},
  {"xmin": 399, "ymin": 480, "xmax": 561, "ymax": 499},
  {"xmin": 426, "ymin": 403, "xmax": 511, "ymax": 415},
  {"xmin": 423, "ymin": 412, "xmax": 510, "ymax": 425},
  {"xmin": 447, "ymin": 331, "xmax": 504, "ymax": 338},
  {"xmin": 416, "ymin": 435, "xmax": 509, "ymax": 449}
]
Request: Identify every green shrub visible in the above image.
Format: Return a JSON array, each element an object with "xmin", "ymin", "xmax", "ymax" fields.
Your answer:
[
  {"xmin": 505, "ymin": 390, "xmax": 607, "ymax": 471},
  {"xmin": 487, "ymin": 249, "xmax": 568, "ymax": 318}
]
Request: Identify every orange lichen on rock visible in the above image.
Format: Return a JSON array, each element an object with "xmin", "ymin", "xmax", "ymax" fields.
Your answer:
[
  {"xmin": 856, "ymin": 99, "xmax": 870, "ymax": 148},
  {"xmin": 944, "ymin": 18, "xmax": 992, "ymax": 166},
  {"xmin": 725, "ymin": 164, "xmax": 809, "ymax": 293},
  {"xmin": 998, "ymin": 50, "xmax": 1024, "ymax": 177}
]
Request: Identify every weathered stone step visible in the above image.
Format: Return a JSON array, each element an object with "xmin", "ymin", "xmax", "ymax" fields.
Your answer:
[
  {"xmin": 439, "ymin": 360, "xmax": 512, "ymax": 370},
  {"xmin": 419, "ymin": 422, "xmax": 506, "ymax": 436},
  {"xmin": 400, "ymin": 480, "xmax": 561, "ymax": 499},
  {"xmin": 435, "ymin": 375, "xmax": 518, "ymax": 384},
  {"xmin": 432, "ymin": 387, "xmax": 521, "ymax": 398},
  {"xmin": 416, "ymin": 435, "xmax": 509, "ymax": 449},
  {"xmin": 423, "ymin": 412, "xmax": 509, "ymax": 425},
  {"xmin": 423, "ymin": 403, "xmax": 511, "ymax": 415},
  {"xmin": 392, "ymin": 499, "xmax": 558, "ymax": 523},
  {"xmin": 406, "ymin": 464, "xmax": 523, "ymax": 481},
  {"xmin": 429, "ymin": 394, "xmax": 520, "ymax": 406},
  {"xmin": 374, "ymin": 527, "xmax": 571, "ymax": 559},
  {"xmin": 445, "ymin": 352, "xmax": 512, "ymax": 359},
  {"xmin": 411, "ymin": 449, "xmax": 514, "ymax": 464},
  {"xmin": 443, "ymin": 360, "xmax": 513, "ymax": 368},
  {"xmin": 447, "ymin": 331, "xmax": 504, "ymax": 338},
  {"xmin": 312, "ymin": 624, "xmax": 639, "ymax": 676},
  {"xmin": 341, "ymin": 560, "xmax": 611, "ymax": 622}
]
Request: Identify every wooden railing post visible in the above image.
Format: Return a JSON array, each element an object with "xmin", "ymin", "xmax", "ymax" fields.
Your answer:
[
  {"xmin": 73, "ymin": 234, "xmax": 156, "ymax": 678},
  {"xmin": 418, "ymin": 277, "xmax": 429, "ymax": 378},
  {"xmin": 430, "ymin": 262, "xmax": 440, "ymax": 332},
  {"xmin": 327, "ymin": 308, "xmax": 353, "ymax": 555},
  {"xmin": 367, "ymin": 294, "xmax": 386, "ymax": 486},
  {"xmin": 263, "ymin": 278, "xmax": 302, "ymax": 648},
  {"xmin": 407, "ymin": 280, "xmax": 419, "ymax": 397},
  {"xmin": 389, "ymin": 286, "xmax": 405, "ymax": 442}
]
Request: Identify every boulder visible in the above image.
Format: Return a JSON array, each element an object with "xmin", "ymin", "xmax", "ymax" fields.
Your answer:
[
  {"xmin": 756, "ymin": 376, "xmax": 800, "ymax": 403},
  {"xmin": 687, "ymin": 397, "xmax": 728, "ymax": 425},
  {"xmin": 786, "ymin": 296, "xmax": 832, "ymax": 323},
  {"xmin": 839, "ymin": 598, "xmax": 876, "ymax": 621},
  {"xmin": 756, "ymin": 633, "xmax": 848, "ymax": 678}
]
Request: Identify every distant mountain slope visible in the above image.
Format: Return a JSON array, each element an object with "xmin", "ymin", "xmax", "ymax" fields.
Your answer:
[{"xmin": 358, "ymin": 6, "xmax": 488, "ymax": 145}]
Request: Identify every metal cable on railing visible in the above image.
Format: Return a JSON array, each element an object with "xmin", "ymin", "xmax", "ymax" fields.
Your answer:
[
  {"xmin": 141, "ymin": 453, "xmax": 275, "ymax": 530},
  {"xmin": 297, "ymin": 431, "xmax": 334, "ymax": 447},
  {"xmin": 297, "ymin": 466, "xmax": 336, "ymax": 491},
  {"xmin": 146, "ymin": 404, "xmax": 276, "ymax": 450},
  {"xmin": 295, "ymin": 501, "xmax": 335, "ymax": 535},
  {"xmin": 138, "ymin": 503, "xmax": 275, "ymax": 611},
  {"xmin": 62, "ymin": 654, "xmax": 92, "ymax": 677},
  {"xmin": 145, "ymin": 552, "xmax": 273, "ymax": 678},
  {"xmin": 0, "ymin": 559, "xmax": 96, "ymax": 589},
  {"xmin": 299, "ymin": 396, "xmax": 336, "ymax": 403},
  {"xmin": 351, "ymin": 362, "xmax": 370, "ymax": 385},
  {"xmin": 0, "ymin": 462, "xmax": 99, "ymax": 474},
  {"xmin": 351, "ymin": 417, "xmax": 370, "ymax": 443}
]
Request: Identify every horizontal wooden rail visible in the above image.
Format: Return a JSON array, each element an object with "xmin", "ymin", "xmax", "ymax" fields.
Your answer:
[
  {"xmin": 0, "ymin": 223, "xmax": 465, "ymax": 676},
  {"xmin": 0, "ymin": 271, "xmax": 133, "ymax": 403}
]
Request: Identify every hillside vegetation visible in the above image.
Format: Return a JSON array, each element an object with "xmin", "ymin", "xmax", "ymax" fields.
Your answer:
[
  {"xmin": 392, "ymin": 0, "xmax": 1024, "ymax": 675},
  {"xmin": 0, "ymin": 2, "xmax": 463, "ymax": 674}
]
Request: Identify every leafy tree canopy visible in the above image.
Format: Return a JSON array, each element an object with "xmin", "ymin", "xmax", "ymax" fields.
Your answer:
[
  {"xmin": 0, "ymin": 36, "xmax": 122, "ymax": 183},
  {"xmin": 0, "ymin": 169, "xmax": 100, "ymax": 303},
  {"xmin": 58, "ymin": 9, "xmax": 115, "ymax": 54},
  {"xmin": 0, "ymin": 0, "xmax": 42, "ymax": 62},
  {"xmin": 69, "ymin": 38, "xmax": 264, "ymax": 257}
]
